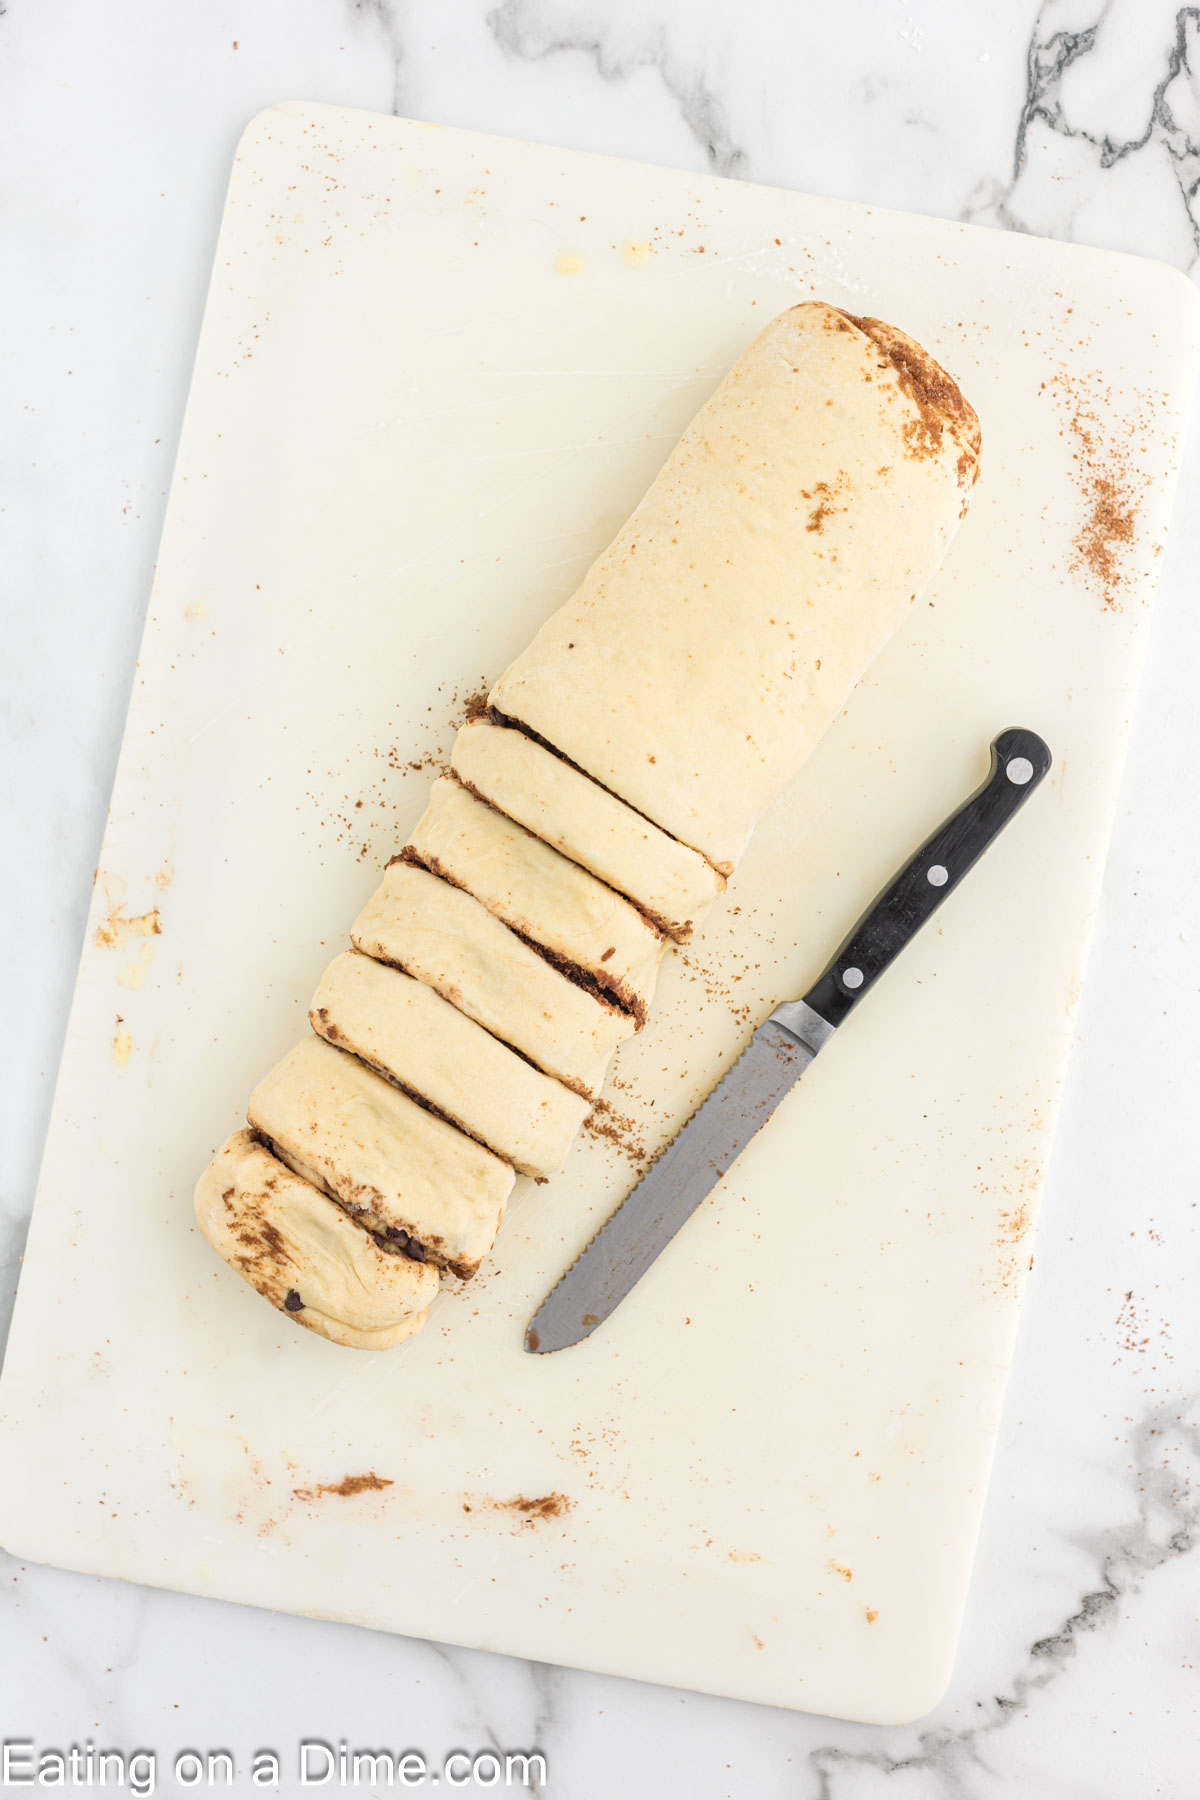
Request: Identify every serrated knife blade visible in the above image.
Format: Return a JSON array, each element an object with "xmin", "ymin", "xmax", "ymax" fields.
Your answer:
[
  {"xmin": 524, "ymin": 1002, "xmax": 833, "ymax": 1355},
  {"xmin": 525, "ymin": 729, "xmax": 1053, "ymax": 1353}
]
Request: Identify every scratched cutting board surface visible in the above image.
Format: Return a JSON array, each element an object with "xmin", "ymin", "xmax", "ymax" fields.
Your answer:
[{"xmin": 1, "ymin": 104, "xmax": 1197, "ymax": 1724}]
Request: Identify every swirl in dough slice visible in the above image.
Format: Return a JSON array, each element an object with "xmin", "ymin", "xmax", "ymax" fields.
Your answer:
[
  {"xmin": 489, "ymin": 301, "xmax": 980, "ymax": 873},
  {"xmin": 194, "ymin": 1130, "xmax": 437, "ymax": 1349},
  {"xmin": 351, "ymin": 861, "xmax": 634, "ymax": 1099},
  {"xmin": 247, "ymin": 1035, "xmax": 514, "ymax": 1279},
  {"xmin": 310, "ymin": 949, "xmax": 590, "ymax": 1176},
  {"xmin": 450, "ymin": 717, "xmax": 724, "ymax": 941},
  {"xmin": 405, "ymin": 776, "xmax": 665, "ymax": 1020}
]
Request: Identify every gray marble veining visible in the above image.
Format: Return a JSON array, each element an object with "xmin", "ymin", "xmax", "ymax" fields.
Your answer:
[
  {"xmin": 488, "ymin": 0, "xmax": 750, "ymax": 174},
  {"xmin": 962, "ymin": 0, "xmax": 1200, "ymax": 263},
  {"xmin": 807, "ymin": 1400, "xmax": 1200, "ymax": 1794}
]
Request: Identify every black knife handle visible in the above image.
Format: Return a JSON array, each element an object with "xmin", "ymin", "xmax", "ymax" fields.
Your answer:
[{"xmin": 801, "ymin": 728, "xmax": 1051, "ymax": 1030}]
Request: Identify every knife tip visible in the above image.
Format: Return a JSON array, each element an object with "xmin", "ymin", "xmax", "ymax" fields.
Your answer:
[{"xmin": 524, "ymin": 1315, "xmax": 598, "ymax": 1354}]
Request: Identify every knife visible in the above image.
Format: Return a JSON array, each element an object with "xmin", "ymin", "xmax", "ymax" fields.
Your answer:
[{"xmin": 525, "ymin": 727, "xmax": 1052, "ymax": 1354}]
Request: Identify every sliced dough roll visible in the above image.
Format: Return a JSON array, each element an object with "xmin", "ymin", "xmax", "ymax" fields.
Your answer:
[
  {"xmin": 351, "ymin": 861, "xmax": 634, "ymax": 1099},
  {"xmin": 194, "ymin": 1130, "xmax": 436, "ymax": 1350},
  {"xmin": 451, "ymin": 717, "xmax": 724, "ymax": 940},
  {"xmin": 405, "ymin": 776, "xmax": 665, "ymax": 1020},
  {"xmin": 247, "ymin": 1034, "xmax": 514, "ymax": 1279},
  {"xmin": 311, "ymin": 949, "xmax": 590, "ymax": 1177},
  {"xmin": 489, "ymin": 301, "xmax": 980, "ymax": 873}
]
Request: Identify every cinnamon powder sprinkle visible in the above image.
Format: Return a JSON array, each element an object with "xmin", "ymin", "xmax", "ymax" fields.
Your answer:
[
  {"xmin": 461, "ymin": 1491, "xmax": 572, "ymax": 1525},
  {"xmin": 292, "ymin": 1472, "xmax": 394, "ymax": 1501},
  {"xmin": 1073, "ymin": 474, "xmax": 1137, "ymax": 609},
  {"xmin": 507, "ymin": 1492, "xmax": 570, "ymax": 1519},
  {"xmin": 94, "ymin": 906, "xmax": 162, "ymax": 950},
  {"xmin": 1051, "ymin": 372, "xmax": 1147, "ymax": 611},
  {"xmin": 583, "ymin": 1095, "xmax": 649, "ymax": 1170},
  {"xmin": 997, "ymin": 1201, "xmax": 1032, "ymax": 1243}
]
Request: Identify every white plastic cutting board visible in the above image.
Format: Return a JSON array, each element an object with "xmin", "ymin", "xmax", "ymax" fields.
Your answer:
[{"xmin": 1, "ymin": 104, "xmax": 1196, "ymax": 1725}]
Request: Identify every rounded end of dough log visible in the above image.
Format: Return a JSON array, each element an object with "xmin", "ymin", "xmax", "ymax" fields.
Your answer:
[{"xmin": 194, "ymin": 1129, "xmax": 438, "ymax": 1350}]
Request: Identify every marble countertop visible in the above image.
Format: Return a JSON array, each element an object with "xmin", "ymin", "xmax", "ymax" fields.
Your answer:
[{"xmin": 3, "ymin": 2, "xmax": 1198, "ymax": 1794}]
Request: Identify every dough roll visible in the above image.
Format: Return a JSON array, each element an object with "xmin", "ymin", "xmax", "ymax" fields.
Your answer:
[
  {"xmin": 489, "ymin": 301, "xmax": 980, "ymax": 872},
  {"xmin": 450, "ymin": 717, "xmax": 724, "ymax": 940},
  {"xmin": 405, "ymin": 776, "xmax": 666, "ymax": 1019},
  {"xmin": 350, "ymin": 861, "xmax": 635, "ymax": 1099},
  {"xmin": 310, "ymin": 948, "xmax": 591, "ymax": 1176},
  {"xmin": 194, "ymin": 1130, "xmax": 436, "ymax": 1349},
  {"xmin": 195, "ymin": 299, "xmax": 980, "ymax": 1350},
  {"xmin": 246, "ymin": 1034, "xmax": 514, "ymax": 1278}
]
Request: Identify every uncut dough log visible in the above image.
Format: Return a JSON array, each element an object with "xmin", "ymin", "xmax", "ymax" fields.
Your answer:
[
  {"xmin": 489, "ymin": 301, "xmax": 980, "ymax": 873},
  {"xmin": 351, "ymin": 861, "xmax": 635, "ymax": 1099},
  {"xmin": 194, "ymin": 1131, "xmax": 436, "ymax": 1349},
  {"xmin": 247, "ymin": 1034, "xmax": 514, "ymax": 1279},
  {"xmin": 406, "ymin": 776, "xmax": 666, "ymax": 1019},
  {"xmin": 311, "ymin": 949, "xmax": 590, "ymax": 1176},
  {"xmin": 451, "ymin": 717, "xmax": 724, "ymax": 940}
]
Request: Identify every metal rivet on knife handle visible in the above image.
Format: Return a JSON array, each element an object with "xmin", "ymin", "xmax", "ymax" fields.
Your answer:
[{"xmin": 801, "ymin": 727, "xmax": 1052, "ymax": 1032}]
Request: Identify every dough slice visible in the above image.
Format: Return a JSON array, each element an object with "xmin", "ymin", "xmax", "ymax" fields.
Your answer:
[
  {"xmin": 405, "ymin": 776, "xmax": 665, "ymax": 1019},
  {"xmin": 351, "ymin": 860, "xmax": 634, "ymax": 1099},
  {"xmin": 311, "ymin": 949, "xmax": 590, "ymax": 1177},
  {"xmin": 247, "ymin": 1035, "xmax": 514, "ymax": 1279},
  {"xmin": 451, "ymin": 717, "xmax": 724, "ymax": 940},
  {"xmin": 194, "ymin": 1130, "xmax": 436, "ymax": 1350},
  {"xmin": 489, "ymin": 301, "xmax": 980, "ymax": 872}
]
